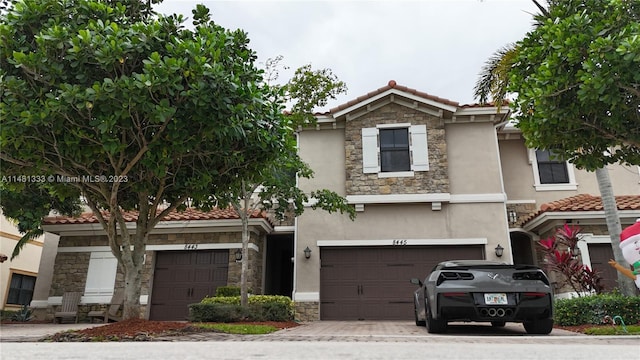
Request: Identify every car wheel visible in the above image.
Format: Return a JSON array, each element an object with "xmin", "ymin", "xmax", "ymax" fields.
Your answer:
[
  {"xmin": 491, "ymin": 321, "xmax": 506, "ymax": 327},
  {"xmin": 414, "ymin": 303, "xmax": 426, "ymax": 326},
  {"xmin": 523, "ymin": 319, "xmax": 554, "ymax": 335},
  {"xmin": 425, "ymin": 301, "xmax": 446, "ymax": 333}
]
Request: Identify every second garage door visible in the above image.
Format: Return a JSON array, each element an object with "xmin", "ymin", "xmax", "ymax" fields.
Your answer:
[{"xmin": 320, "ymin": 245, "xmax": 484, "ymax": 320}]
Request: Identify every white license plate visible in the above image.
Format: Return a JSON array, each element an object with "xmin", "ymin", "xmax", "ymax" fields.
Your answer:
[{"xmin": 484, "ymin": 293, "xmax": 508, "ymax": 305}]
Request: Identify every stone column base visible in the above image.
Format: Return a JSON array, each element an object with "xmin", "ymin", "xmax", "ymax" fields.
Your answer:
[{"xmin": 294, "ymin": 301, "xmax": 320, "ymax": 322}]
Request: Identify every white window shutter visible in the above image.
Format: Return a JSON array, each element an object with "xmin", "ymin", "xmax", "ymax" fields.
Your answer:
[
  {"xmin": 410, "ymin": 124, "xmax": 429, "ymax": 171},
  {"xmin": 84, "ymin": 252, "xmax": 118, "ymax": 296},
  {"xmin": 361, "ymin": 127, "xmax": 380, "ymax": 173}
]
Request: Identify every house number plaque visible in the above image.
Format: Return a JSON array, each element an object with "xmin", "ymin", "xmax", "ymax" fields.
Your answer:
[
  {"xmin": 184, "ymin": 244, "xmax": 198, "ymax": 250},
  {"xmin": 392, "ymin": 239, "xmax": 408, "ymax": 246}
]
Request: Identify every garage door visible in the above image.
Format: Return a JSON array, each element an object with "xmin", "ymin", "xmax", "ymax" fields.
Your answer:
[
  {"xmin": 150, "ymin": 250, "xmax": 229, "ymax": 321},
  {"xmin": 320, "ymin": 246, "xmax": 484, "ymax": 320}
]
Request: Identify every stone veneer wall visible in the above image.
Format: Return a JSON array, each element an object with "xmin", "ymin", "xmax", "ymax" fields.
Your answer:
[
  {"xmin": 294, "ymin": 301, "xmax": 320, "ymax": 322},
  {"xmin": 345, "ymin": 102, "xmax": 449, "ymax": 195},
  {"xmin": 49, "ymin": 229, "xmax": 266, "ymax": 319}
]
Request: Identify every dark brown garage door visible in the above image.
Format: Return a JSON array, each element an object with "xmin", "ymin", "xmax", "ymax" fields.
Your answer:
[
  {"xmin": 320, "ymin": 246, "xmax": 484, "ymax": 320},
  {"xmin": 150, "ymin": 250, "xmax": 229, "ymax": 321}
]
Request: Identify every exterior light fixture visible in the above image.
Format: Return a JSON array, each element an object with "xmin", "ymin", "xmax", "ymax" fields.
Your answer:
[
  {"xmin": 235, "ymin": 249, "xmax": 242, "ymax": 262},
  {"xmin": 508, "ymin": 210, "xmax": 518, "ymax": 224},
  {"xmin": 303, "ymin": 246, "xmax": 312, "ymax": 259},
  {"xmin": 495, "ymin": 244, "xmax": 504, "ymax": 258}
]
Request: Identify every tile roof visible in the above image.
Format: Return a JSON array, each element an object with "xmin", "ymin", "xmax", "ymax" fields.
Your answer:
[
  {"xmin": 328, "ymin": 80, "xmax": 460, "ymax": 114},
  {"xmin": 43, "ymin": 207, "xmax": 270, "ymax": 225},
  {"xmin": 523, "ymin": 194, "xmax": 640, "ymax": 224}
]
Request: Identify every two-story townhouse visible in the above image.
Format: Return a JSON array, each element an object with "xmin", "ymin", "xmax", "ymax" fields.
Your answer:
[
  {"xmin": 31, "ymin": 81, "xmax": 640, "ymax": 322},
  {"xmin": 1, "ymin": 212, "xmax": 44, "ymax": 312}
]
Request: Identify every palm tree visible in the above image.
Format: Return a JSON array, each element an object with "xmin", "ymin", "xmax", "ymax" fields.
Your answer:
[{"xmin": 475, "ymin": 0, "xmax": 636, "ymax": 296}]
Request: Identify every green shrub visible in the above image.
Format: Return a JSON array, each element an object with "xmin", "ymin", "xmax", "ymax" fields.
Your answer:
[
  {"xmin": 189, "ymin": 303, "xmax": 249, "ymax": 323},
  {"xmin": 554, "ymin": 293, "xmax": 640, "ymax": 326},
  {"xmin": 215, "ymin": 286, "xmax": 241, "ymax": 297},
  {"xmin": 193, "ymin": 295, "xmax": 294, "ymax": 322}
]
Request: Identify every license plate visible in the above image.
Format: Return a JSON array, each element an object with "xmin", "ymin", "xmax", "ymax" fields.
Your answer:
[{"xmin": 484, "ymin": 293, "xmax": 508, "ymax": 305}]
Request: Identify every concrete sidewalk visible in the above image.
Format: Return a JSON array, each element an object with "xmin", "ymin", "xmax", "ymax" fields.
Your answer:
[
  {"xmin": 0, "ymin": 321, "xmax": 581, "ymax": 342},
  {"xmin": 0, "ymin": 323, "xmax": 105, "ymax": 342}
]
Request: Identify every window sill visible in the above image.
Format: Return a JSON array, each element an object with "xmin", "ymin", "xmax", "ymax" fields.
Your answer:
[
  {"xmin": 378, "ymin": 171, "xmax": 414, "ymax": 178},
  {"xmin": 534, "ymin": 183, "xmax": 578, "ymax": 191}
]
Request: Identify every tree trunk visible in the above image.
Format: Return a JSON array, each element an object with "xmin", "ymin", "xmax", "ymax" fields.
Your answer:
[
  {"xmin": 121, "ymin": 256, "xmax": 144, "ymax": 319},
  {"xmin": 595, "ymin": 167, "xmax": 636, "ymax": 296},
  {"xmin": 240, "ymin": 188, "xmax": 250, "ymax": 308}
]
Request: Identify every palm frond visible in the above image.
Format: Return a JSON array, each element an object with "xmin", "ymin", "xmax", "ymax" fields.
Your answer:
[
  {"xmin": 473, "ymin": 43, "xmax": 517, "ymax": 104},
  {"xmin": 11, "ymin": 229, "xmax": 44, "ymax": 260}
]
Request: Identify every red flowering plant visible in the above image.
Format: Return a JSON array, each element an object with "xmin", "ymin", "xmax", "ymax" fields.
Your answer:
[{"xmin": 537, "ymin": 224, "xmax": 604, "ymax": 296}]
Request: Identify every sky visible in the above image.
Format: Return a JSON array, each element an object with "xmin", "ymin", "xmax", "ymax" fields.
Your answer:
[{"xmin": 153, "ymin": 0, "xmax": 542, "ymax": 110}]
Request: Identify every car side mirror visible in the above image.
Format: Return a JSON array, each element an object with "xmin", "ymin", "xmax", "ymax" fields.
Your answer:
[{"xmin": 410, "ymin": 278, "xmax": 422, "ymax": 286}]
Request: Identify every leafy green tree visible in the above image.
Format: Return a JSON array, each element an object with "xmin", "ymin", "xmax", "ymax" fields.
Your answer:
[
  {"xmin": 0, "ymin": 0, "xmax": 289, "ymax": 319},
  {"xmin": 226, "ymin": 58, "xmax": 353, "ymax": 307},
  {"xmin": 508, "ymin": 0, "xmax": 639, "ymax": 296},
  {"xmin": 475, "ymin": 0, "xmax": 638, "ymax": 296},
  {"xmin": 509, "ymin": 0, "xmax": 639, "ymax": 170}
]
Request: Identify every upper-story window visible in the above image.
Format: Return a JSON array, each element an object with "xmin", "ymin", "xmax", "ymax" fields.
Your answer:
[
  {"xmin": 536, "ymin": 149, "xmax": 568, "ymax": 184},
  {"xmin": 380, "ymin": 128, "xmax": 410, "ymax": 172},
  {"xmin": 530, "ymin": 149, "xmax": 577, "ymax": 191},
  {"xmin": 362, "ymin": 124, "xmax": 428, "ymax": 177}
]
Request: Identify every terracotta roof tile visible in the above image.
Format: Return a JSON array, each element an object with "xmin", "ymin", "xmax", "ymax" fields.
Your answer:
[
  {"xmin": 43, "ymin": 207, "xmax": 270, "ymax": 225},
  {"xmin": 523, "ymin": 194, "xmax": 640, "ymax": 224},
  {"xmin": 329, "ymin": 80, "xmax": 459, "ymax": 114}
]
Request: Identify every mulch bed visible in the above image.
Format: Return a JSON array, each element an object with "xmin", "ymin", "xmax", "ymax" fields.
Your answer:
[{"xmin": 41, "ymin": 318, "xmax": 300, "ymax": 342}]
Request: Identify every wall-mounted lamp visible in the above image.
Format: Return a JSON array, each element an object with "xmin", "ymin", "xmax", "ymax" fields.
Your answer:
[
  {"xmin": 495, "ymin": 244, "xmax": 504, "ymax": 258},
  {"xmin": 235, "ymin": 249, "xmax": 243, "ymax": 262},
  {"xmin": 508, "ymin": 210, "xmax": 518, "ymax": 224},
  {"xmin": 303, "ymin": 246, "xmax": 312, "ymax": 259}
]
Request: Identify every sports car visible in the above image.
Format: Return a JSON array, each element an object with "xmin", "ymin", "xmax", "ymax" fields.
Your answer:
[{"xmin": 411, "ymin": 260, "xmax": 554, "ymax": 334}]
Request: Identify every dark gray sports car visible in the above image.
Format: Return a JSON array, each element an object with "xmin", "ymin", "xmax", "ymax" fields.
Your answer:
[{"xmin": 411, "ymin": 260, "xmax": 554, "ymax": 334}]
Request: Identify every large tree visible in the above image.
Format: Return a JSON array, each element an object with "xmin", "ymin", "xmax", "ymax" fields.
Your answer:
[
  {"xmin": 0, "ymin": 0, "xmax": 290, "ymax": 319},
  {"xmin": 224, "ymin": 59, "xmax": 354, "ymax": 307},
  {"xmin": 474, "ymin": 0, "xmax": 638, "ymax": 295}
]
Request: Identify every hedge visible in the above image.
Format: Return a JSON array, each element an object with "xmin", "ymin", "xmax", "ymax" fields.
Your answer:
[
  {"xmin": 190, "ymin": 295, "xmax": 294, "ymax": 322},
  {"xmin": 554, "ymin": 293, "xmax": 640, "ymax": 326}
]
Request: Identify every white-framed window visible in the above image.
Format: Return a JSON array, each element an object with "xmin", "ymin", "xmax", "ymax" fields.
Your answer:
[
  {"xmin": 84, "ymin": 251, "xmax": 117, "ymax": 296},
  {"xmin": 530, "ymin": 149, "xmax": 577, "ymax": 191},
  {"xmin": 362, "ymin": 124, "xmax": 428, "ymax": 177}
]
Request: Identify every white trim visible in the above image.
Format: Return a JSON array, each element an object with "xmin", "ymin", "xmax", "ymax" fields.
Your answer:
[
  {"xmin": 347, "ymin": 193, "xmax": 451, "ymax": 204},
  {"xmin": 57, "ymin": 243, "xmax": 259, "ymax": 252},
  {"xmin": 42, "ymin": 218, "xmax": 273, "ymax": 236},
  {"xmin": 333, "ymin": 88, "xmax": 458, "ymax": 118},
  {"xmin": 273, "ymin": 226, "xmax": 295, "ymax": 233},
  {"xmin": 293, "ymin": 292, "xmax": 320, "ymax": 302},
  {"xmin": 453, "ymin": 107, "xmax": 509, "ymax": 117},
  {"xmin": 377, "ymin": 171, "xmax": 414, "ymax": 178},
  {"xmin": 46, "ymin": 295, "xmax": 149, "ymax": 305},
  {"xmin": 346, "ymin": 193, "xmax": 506, "ymax": 205},
  {"xmin": 377, "ymin": 122, "xmax": 412, "ymax": 129},
  {"xmin": 316, "ymin": 238, "xmax": 488, "ymax": 247}
]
